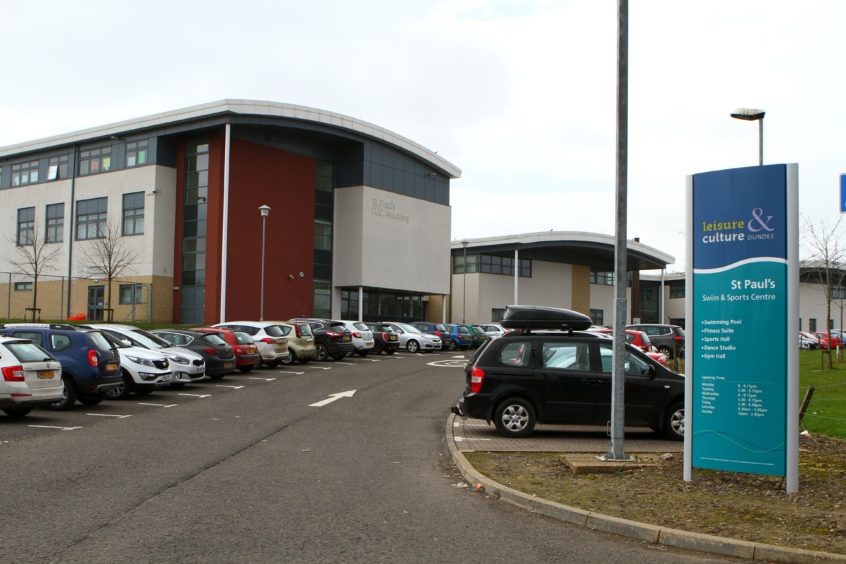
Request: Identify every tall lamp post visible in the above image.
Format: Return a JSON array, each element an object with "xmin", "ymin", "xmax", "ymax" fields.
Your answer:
[
  {"xmin": 258, "ymin": 204, "xmax": 271, "ymax": 321},
  {"xmin": 461, "ymin": 240, "xmax": 468, "ymax": 324},
  {"xmin": 730, "ymin": 108, "xmax": 765, "ymax": 165}
]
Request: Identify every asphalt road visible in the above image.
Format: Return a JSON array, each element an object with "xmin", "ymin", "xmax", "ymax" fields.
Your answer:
[{"xmin": 0, "ymin": 351, "xmax": 728, "ymax": 563}]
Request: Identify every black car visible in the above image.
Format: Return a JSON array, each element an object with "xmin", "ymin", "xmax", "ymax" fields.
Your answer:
[
  {"xmin": 366, "ymin": 323, "xmax": 400, "ymax": 354},
  {"xmin": 0, "ymin": 323, "xmax": 122, "ymax": 409},
  {"xmin": 626, "ymin": 323, "xmax": 686, "ymax": 359},
  {"xmin": 151, "ymin": 329, "xmax": 235, "ymax": 379},
  {"xmin": 289, "ymin": 319, "xmax": 354, "ymax": 361},
  {"xmin": 454, "ymin": 306, "xmax": 685, "ymax": 440}
]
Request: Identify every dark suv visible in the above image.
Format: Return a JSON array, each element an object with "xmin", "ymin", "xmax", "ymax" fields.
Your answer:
[
  {"xmin": 454, "ymin": 306, "xmax": 685, "ymax": 440},
  {"xmin": 626, "ymin": 324, "xmax": 685, "ymax": 359},
  {"xmin": 289, "ymin": 319, "xmax": 354, "ymax": 361},
  {"xmin": 0, "ymin": 323, "xmax": 121, "ymax": 409}
]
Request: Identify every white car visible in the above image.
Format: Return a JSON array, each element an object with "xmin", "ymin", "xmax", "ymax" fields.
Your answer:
[
  {"xmin": 100, "ymin": 334, "xmax": 172, "ymax": 399},
  {"xmin": 88, "ymin": 324, "xmax": 206, "ymax": 385},
  {"xmin": 212, "ymin": 321, "xmax": 291, "ymax": 367},
  {"xmin": 384, "ymin": 323, "xmax": 441, "ymax": 353},
  {"xmin": 339, "ymin": 321, "xmax": 375, "ymax": 356},
  {"xmin": 477, "ymin": 323, "xmax": 508, "ymax": 339},
  {"xmin": 0, "ymin": 336, "xmax": 65, "ymax": 417}
]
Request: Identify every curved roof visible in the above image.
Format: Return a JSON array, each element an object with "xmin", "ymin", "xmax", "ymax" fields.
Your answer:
[
  {"xmin": 450, "ymin": 231, "xmax": 674, "ymax": 271},
  {"xmin": 0, "ymin": 99, "xmax": 461, "ymax": 178}
]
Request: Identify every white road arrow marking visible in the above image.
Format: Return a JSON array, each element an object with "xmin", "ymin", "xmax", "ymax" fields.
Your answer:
[
  {"xmin": 249, "ymin": 377, "xmax": 277, "ymax": 381},
  {"xmin": 309, "ymin": 389, "xmax": 357, "ymax": 407},
  {"xmin": 215, "ymin": 385, "xmax": 244, "ymax": 389},
  {"xmin": 177, "ymin": 393, "xmax": 211, "ymax": 398},
  {"xmin": 86, "ymin": 413, "xmax": 132, "ymax": 418},
  {"xmin": 28, "ymin": 425, "xmax": 82, "ymax": 431},
  {"xmin": 138, "ymin": 403, "xmax": 178, "ymax": 408}
]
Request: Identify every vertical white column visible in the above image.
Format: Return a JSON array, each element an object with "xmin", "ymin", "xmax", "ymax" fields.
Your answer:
[
  {"xmin": 219, "ymin": 123, "xmax": 232, "ymax": 323},
  {"xmin": 358, "ymin": 286, "xmax": 364, "ymax": 321},
  {"xmin": 513, "ymin": 248, "xmax": 519, "ymax": 305}
]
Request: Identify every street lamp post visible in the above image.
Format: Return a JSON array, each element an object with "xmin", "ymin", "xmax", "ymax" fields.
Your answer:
[
  {"xmin": 258, "ymin": 204, "xmax": 271, "ymax": 321},
  {"xmin": 461, "ymin": 240, "xmax": 468, "ymax": 324},
  {"xmin": 730, "ymin": 108, "xmax": 765, "ymax": 165}
]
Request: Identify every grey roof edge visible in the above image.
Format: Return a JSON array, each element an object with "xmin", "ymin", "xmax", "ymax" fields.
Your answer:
[
  {"xmin": 0, "ymin": 99, "xmax": 462, "ymax": 179},
  {"xmin": 451, "ymin": 231, "xmax": 675, "ymax": 266}
]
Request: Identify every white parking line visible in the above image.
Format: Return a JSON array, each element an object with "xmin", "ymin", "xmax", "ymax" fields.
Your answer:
[
  {"xmin": 360, "ymin": 359, "xmax": 380, "ymax": 362},
  {"xmin": 248, "ymin": 377, "xmax": 277, "ymax": 381},
  {"xmin": 86, "ymin": 413, "xmax": 132, "ymax": 419},
  {"xmin": 138, "ymin": 403, "xmax": 178, "ymax": 408},
  {"xmin": 309, "ymin": 366, "xmax": 332, "ymax": 371},
  {"xmin": 333, "ymin": 362, "xmax": 354, "ymax": 366},
  {"xmin": 215, "ymin": 385, "xmax": 244, "ymax": 390},
  {"xmin": 177, "ymin": 393, "xmax": 211, "ymax": 398},
  {"xmin": 28, "ymin": 425, "xmax": 82, "ymax": 431},
  {"xmin": 277, "ymin": 371, "xmax": 304, "ymax": 375}
]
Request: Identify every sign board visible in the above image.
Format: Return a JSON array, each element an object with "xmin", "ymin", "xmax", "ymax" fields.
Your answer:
[
  {"xmin": 841, "ymin": 174, "xmax": 846, "ymax": 213},
  {"xmin": 684, "ymin": 164, "xmax": 799, "ymax": 491}
]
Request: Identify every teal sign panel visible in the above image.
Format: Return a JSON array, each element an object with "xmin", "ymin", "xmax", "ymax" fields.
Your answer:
[{"xmin": 691, "ymin": 165, "xmax": 788, "ymax": 476}]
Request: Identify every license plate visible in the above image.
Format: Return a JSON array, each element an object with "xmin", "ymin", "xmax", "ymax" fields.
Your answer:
[
  {"xmin": 37, "ymin": 370, "xmax": 55, "ymax": 379},
  {"xmin": 389, "ymin": 336, "xmax": 398, "ymax": 341},
  {"xmin": 365, "ymin": 341, "xmax": 374, "ymax": 347},
  {"xmin": 223, "ymin": 361, "xmax": 234, "ymax": 369},
  {"xmin": 105, "ymin": 362, "xmax": 118, "ymax": 371},
  {"xmin": 342, "ymin": 335, "xmax": 351, "ymax": 342}
]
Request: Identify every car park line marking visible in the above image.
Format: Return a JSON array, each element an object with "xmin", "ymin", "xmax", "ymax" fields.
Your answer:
[
  {"xmin": 138, "ymin": 403, "xmax": 178, "ymax": 408},
  {"xmin": 86, "ymin": 413, "xmax": 132, "ymax": 419},
  {"xmin": 309, "ymin": 389, "xmax": 356, "ymax": 407},
  {"xmin": 277, "ymin": 371, "xmax": 304, "ymax": 375},
  {"xmin": 453, "ymin": 436, "xmax": 491, "ymax": 442},
  {"xmin": 248, "ymin": 377, "xmax": 277, "ymax": 381},
  {"xmin": 177, "ymin": 393, "xmax": 212, "ymax": 398},
  {"xmin": 333, "ymin": 361, "xmax": 354, "ymax": 366},
  {"xmin": 427, "ymin": 359, "xmax": 467, "ymax": 368},
  {"xmin": 309, "ymin": 366, "xmax": 332, "ymax": 370},
  {"xmin": 360, "ymin": 358, "xmax": 380, "ymax": 362},
  {"xmin": 215, "ymin": 385, "xmax": 244, "ymax": 390},
  {"xmin": 28, "ymin": 425, "xmax": 82, "ymax": 431}
]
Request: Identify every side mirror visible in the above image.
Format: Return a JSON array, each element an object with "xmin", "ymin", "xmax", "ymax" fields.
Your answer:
[{"xmin": 121, "ymin": 339, "xmax": 132, "ymax": 347}]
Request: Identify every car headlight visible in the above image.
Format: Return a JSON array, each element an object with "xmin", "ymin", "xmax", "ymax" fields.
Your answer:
[
  {"xmin": 126, "ymin": 355, "xmax": 155, "ymax": 367},
  {"xmin": 169, "ymin": 355, "xmax": 189, "ymax": 365}
]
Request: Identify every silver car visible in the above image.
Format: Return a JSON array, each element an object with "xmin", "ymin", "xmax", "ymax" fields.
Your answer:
[
  {"xmin": 339, "ymin": 321, "xmax": 375, "ymax": 356},
  {"xmin": 384, "ymin": 323, "xmax": 441, "ymax": 353},
  {"xmin": 0, "ymin": 337, "xmax": 64, "ymax": 417}
]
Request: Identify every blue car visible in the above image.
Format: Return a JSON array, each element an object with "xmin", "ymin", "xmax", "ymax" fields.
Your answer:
[{"xmin": 0, "ymin": 323, "xmax": 122, "ymax": 409}]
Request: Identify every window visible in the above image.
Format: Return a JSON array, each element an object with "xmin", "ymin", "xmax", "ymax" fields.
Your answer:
[
  {"xmin": 314, "ymin": 219, "xmax": 332, "ymax": 251},
  {"xmin": 76, "ymin": 197, "xmax": 107, "ymax": 240},
  {"xmin": 316, "ymin": 161, "xmax": 333, "ymax": 192},
  {"xmin": 12, "ymin": 160, "xmax": 39, "ymax": 186},
  {"xmin": 499, "ymin": 341, "xmax": 532, "ymax": 367},
  {"xmin": 17, "ymin": 207, "xmax": 35, "ymax": 245},
  {"xmin": 832, "ymin": 286, "xmax": 846, "ymax": 299},
  {"xmin": 79, "ymin": 147, "xmax": 112, "ymax": 175},
  {"xmin": 51, "ymin": 334, "xmax": 72, "ymax": 351},
  {"xmin": 46, "ymin": 203, "xmax": 64, "ymax": 243},
  {"xmin": 126, "ymin": 140, "xmax": 148, "ymax": 167},
  {"xmin": 14, "ymin": 281, "xmax": 33, "ymax": 291},
  {"xmin": 122, "ymin": 192, "xmax": 144, "ymax": 235},
  {"xmin": 542, "ymin": 342, "xmax": 591, "ymax": 371},
  {"xmin": 48, "ymin": 154, "xmax": 70, "ymax": 180},
  {"xmin": 599, "ymin": 345, "xmax": 651, "ymax": 375},
  {"xmin": 491, "ymin": 308, "xmax": 506, "ymax": 322},
  {"xmin": 313, "ymin": 279, "xmax": 331, "ymax": 318},
  {"xmin": 119, "ymin": 284, "xmax": 143, "ymax": 304},
  {"xmin": 670, "ymin": 285, "xmax": 685, "ymax": 299},
  {"xmin": 809, "ymin": 318, "xmax": 817, "ymax": 332},
  {"xmin": 589, "ymin": 308, "xmax": 604, "ymax": 325},
  {"xmin": 590, "ymin": 271, "xmax": 614, "ymax": 285}
]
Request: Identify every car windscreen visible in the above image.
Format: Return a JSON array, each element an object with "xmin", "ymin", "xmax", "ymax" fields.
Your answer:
[
  {"xmin": 396, "ymin": 323, "xmax": 420, "ymax": 334},
  {"xmin": 353, "ymin": 322, "xmax": 370, "ymax": 331},
  {"xmin": 4, "ymin": 341, "xmax": 54, "ymax": 362},
  {"xmin": 264, "ymin": 325, "xmax": 285, "ymax": 337},
  {"xmin": 297, "ymin": 323, "xmax": 313, "ymax": 337},
  {"xmin": 130, "ymin": 329, "xmax": 172, "ymax": 349},
  {"xmin": 233, "ymin": 332, "xmax": 253, "ymax": 345},
  {"xmin": 200, "ymin": 334, "xmax": 228, "ymax": 347},
  {"xmin": 87, "ymin": 331, "xmax": 115, "ymax": 351},
  {"xmin": 329, "ymin": 323, "xmax": 349, "ymax": 332}
]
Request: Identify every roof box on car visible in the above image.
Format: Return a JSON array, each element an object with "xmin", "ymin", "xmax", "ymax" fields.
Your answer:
[{"xmin": 500, "ymin": 305, "xmax": 593, "ymax": 332}]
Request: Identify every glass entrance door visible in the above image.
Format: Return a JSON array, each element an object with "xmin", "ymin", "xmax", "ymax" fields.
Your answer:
[{"xmin": 87, "ymin": 285, "xmax": 105, "ymax": 321}]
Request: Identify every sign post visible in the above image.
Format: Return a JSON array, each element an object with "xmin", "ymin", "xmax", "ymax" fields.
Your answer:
[{"xmin": 684, "ymin": 164, "xmax": 799, "ymax": 492}]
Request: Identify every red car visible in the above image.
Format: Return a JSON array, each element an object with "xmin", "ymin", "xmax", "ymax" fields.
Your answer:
[
  {"xmin": 589, "ymin": 328, "xmax": 670, "ymax": 367},
  {"xmin": 193, "ymin": 327, "xmax": 261, "ymax": 373},
  {"xmin": 813, "ymin": 331, "xmax": 843, "ymax": 350}
]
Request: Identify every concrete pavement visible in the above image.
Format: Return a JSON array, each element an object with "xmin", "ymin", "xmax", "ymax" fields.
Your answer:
[{"xmin": 446, "ymin": 414, "xmax": 846, "ymax": 563}]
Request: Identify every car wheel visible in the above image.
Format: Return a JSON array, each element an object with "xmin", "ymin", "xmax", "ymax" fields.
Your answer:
[
  {"xmin": 239, "ymin": 366, "xmax": 254, "ymax": 373},
  {"xmin": 493, "ymin": 398, "xmax": 537, "ymax": 437},
  {"xmin": 447, "ymin": 340, "xmax": 457, "ymax": 351},
  {"xmin": 314, "ymin": 343, "xmax": 328, "ymax": 361},
  {"xmin": 280, "ymin": 350, "xmax": 295, "ymax": 365},
  {"xmin": 78, "ymin": 392, "xmax": 106, "ymax": 406},
  {"xmin": 3, "ymin": 406, "xmax": 32, "ymax": 417},
  {"xmin": 663, "ymin": 402, "xmax": 685, "ymax": 441},
  {"xmin": 46, "ymin": 375, "xmax": 78, "ymax": 410},
  {"xmin": 406, "ymin": 340, "xmax": 420, "ymax": 353},
  {"xmin": 106, "ymin": 372, "xmax": 133, "ymax": 400},
  {"xmin": 657, "ymin": 346, "xmax": 673, "ymax": 359}
]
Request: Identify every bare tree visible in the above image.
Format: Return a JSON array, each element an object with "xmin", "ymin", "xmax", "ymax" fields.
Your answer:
[
  {"xmin": 802, "ymin": 215, "xmax": 846, "ymax": 369},
  {"xmin": 8, "ymin": 221, "xmax": 62, "ymax": 319},
  {"xmin": 79, "ymin": 222, "xmax": 138, "ymax": 320}
]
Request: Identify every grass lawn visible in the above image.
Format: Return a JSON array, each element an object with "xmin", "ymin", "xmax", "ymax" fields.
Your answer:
[{"xmin": 800, "ymin": 349, "xmax": 846, "ymax": 439}]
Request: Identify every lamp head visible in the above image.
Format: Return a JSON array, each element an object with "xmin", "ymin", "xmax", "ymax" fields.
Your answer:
[
  {"xmin": 730, "ymin": 108, "xmax": 765, "ymax": 121},
  {"xmin": 258, "ymin": 204, "xmax": 271, "ymax": 217}
]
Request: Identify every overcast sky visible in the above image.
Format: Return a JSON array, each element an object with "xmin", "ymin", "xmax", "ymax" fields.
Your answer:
[{"xmin": 2, "ymin": 0, "xmax": 844, "ymax": 272}]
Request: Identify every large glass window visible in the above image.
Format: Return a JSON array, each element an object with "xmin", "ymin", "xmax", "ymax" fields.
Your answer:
[
  {"xmin": 542, "ymin": 342, "xmax": 591, "ymax": 371},
  {"xmin": 76, "ymin": 197, "xmax": 107, "ymax": 240},
  {"xmin": 119, "ymin": 283, "xmax": 143, "ymax": 304},
  {"xmin": 453, "ymin": 254, "xmax": 528, "ymax": 277},
  {"xmin": 313, "ymin": 279, "xmax": 332, "ymax": 319},
  {"xmin": 126, "ymin": 140, "xmax": 148, "ymax": 167},
  {"xmin": 314, "ymin": 219, "xmax": 332, "ymax": 251},
  {"xmin": 590, "ymin": 271, "xmax": 614, "ymax": 285},
  {"xmin": 122, "ymin": 192, "xmax": 145, "ymax": 236},
  {"xmin": 46, "ymin": 203, "xmax": 64, "ymax": 243},
  {"xmin": 79, "ymin": 147, "xmax": 112, "ymax": 175},
  {"xmin": 316, "ymin": 161, "xmax": 333, "ymax": 192},
  {"xmin": 670, "ymin": 284, "xmax": 685, "ymax": 299},
  {"xmin": 589, "ymin": 308, "xmax": 604, "ymax": 325},
  {"xmin": 180, "ymin": 142, "xmax": 209, "ymax": 324},
  {"xmin": 12, "ymin": 160, "xmax": 39, "ymax": 186},
  {"xmin": 48, "ymin": 154, "xmax": 69, "ymax": 180},
  {"xmin": 17, "ymin": 207, "xmax": 35, "ymax": 245}
]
